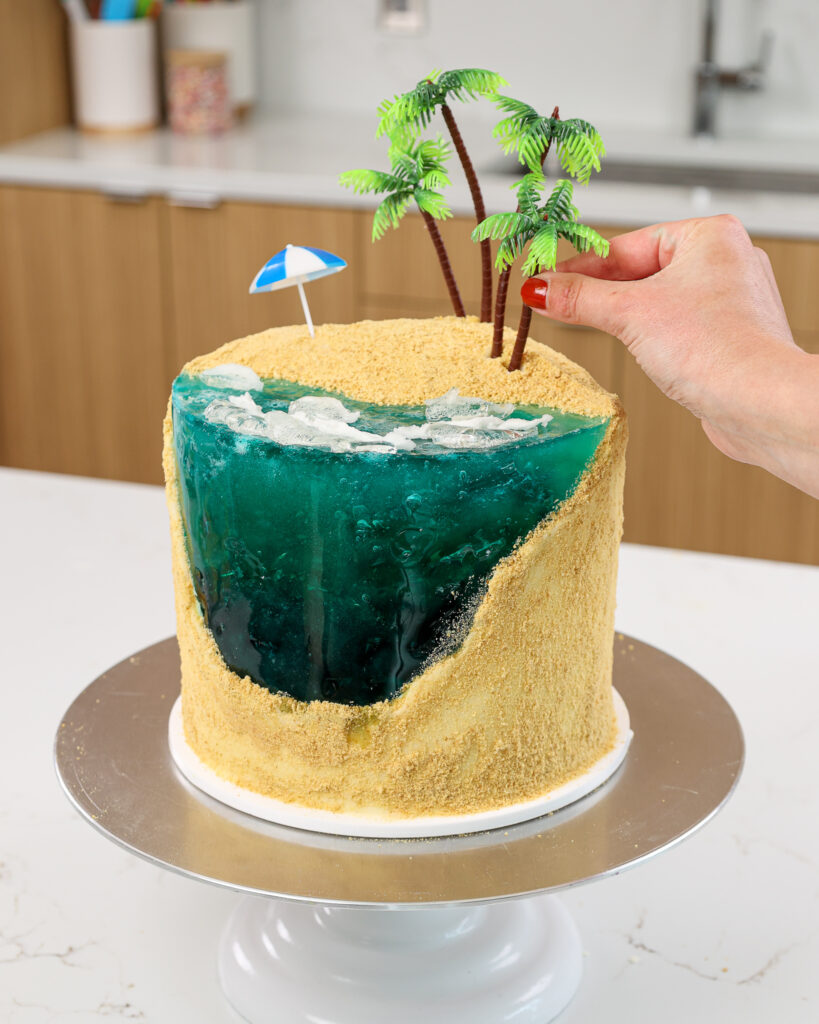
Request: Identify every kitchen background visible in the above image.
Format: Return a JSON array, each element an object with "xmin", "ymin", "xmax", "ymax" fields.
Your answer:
[
  {"xmin": 1, "ymin": 0, "xmax": 817, "ymax": 564},
  {"xmin": 258, "ymin": 0, "xmax": 819, "ymax": 138}
]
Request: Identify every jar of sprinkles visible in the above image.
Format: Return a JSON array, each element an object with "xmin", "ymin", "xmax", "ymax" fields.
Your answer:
[{"xmin": 166, "ymin": 50, "xmax": 232, "ymax": 135}]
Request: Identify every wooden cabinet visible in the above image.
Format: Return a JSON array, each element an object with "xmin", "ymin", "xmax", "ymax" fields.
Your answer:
[
  {"xmin": 165, "ymin": 202, "xmax": 359, "ymax": 373},
  {"xmin": 0, "ymin": 1, "xmax": 70, "ymax": 145},
  {"xmin": 0, "ymin": 185, "xmax": 817, "ymax": 562},
  {"xmin": 0, "ymin": 186, "xmax": 168, "ymax": 483}
]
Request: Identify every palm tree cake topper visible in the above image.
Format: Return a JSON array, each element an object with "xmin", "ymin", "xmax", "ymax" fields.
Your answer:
[{"xmin": 340, "ymin": 69, "xmax": 609, "ymax": 371}]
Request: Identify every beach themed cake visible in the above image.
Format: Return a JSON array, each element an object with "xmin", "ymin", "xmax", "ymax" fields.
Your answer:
[
  {"xmin": 163, "ymin": 69, "xmax": 627, "ymax": 825},
  {"xmin": 163, "ymin": 316, "xmax": 627, "ymax": 819}
]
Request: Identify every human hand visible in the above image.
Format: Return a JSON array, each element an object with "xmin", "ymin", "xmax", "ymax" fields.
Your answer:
[{"xmin": 520, "ymin": 215, "xmax": 819, "ymax": 498}]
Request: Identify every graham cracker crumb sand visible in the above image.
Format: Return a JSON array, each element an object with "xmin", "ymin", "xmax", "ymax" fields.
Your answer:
[{"xmin": 164, "ymin": 317, "xmax": 627, "ymax": 819}]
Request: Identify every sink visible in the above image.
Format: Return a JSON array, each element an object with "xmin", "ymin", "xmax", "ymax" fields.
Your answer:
[{"xmin": 489, "ymin": 157, "xmax": 819, "ymax": 195}]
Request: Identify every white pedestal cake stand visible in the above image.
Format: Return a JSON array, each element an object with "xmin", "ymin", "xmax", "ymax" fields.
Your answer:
[{"xmin": 55, "ymin": 636, "xmax": 744, "ymax": 1024}]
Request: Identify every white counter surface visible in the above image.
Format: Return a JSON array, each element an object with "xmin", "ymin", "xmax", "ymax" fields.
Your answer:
[
  {"xmin": 2, "ymin": 466, "xmax": 818, "ymax": 1023},
  {"xmin": 1, "ymin": 114, "xmax": 818, "ymax": 239}
]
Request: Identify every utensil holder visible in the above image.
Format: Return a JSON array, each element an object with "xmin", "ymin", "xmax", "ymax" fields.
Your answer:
[{"xmin": 70, "ymin": 19, "xmax": 160, "ymax": 134}]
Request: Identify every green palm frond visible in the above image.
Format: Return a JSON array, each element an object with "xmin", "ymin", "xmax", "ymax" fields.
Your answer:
[
  {"xmin": 554, "ymin": 220, "xmax": 610, "ymax": 257},
  {"xmin": 543, "ymin": 179, "xmax": 577, "ymax": 222},
  {"xmin": 377, "ymin": 84, "xmax": 438, "ymax": 136},
  {"xmin": 496, "ymin": 233, "xmax": 531, "ymax": 271},
  {"xmin": 491, "ymin": 95, "xmax": 539, "ymax": 138},
  {"xmin": 416, "ymin": 135, "xmax": 452, "ymax": 162},
  {"xmin": 377, "ymin": 69, "xmax": 506, "ymax": 137},
  {"xmin": 338, "ymin": 168, "xmax": 405, "ymax": 195},
  {"xmin": 414, "ymin": 136, "xmax": 452, "ymax": 182},
  {"xmin": 522, "ymin": 222, "xmax": 559, "ymax": 276},
  {"xmin": 414, "ymin": 188, "xmax": 452, "ymax": 220},
  {"xmin": 386, "ymin": 152, "xmax": 416, "ymax": 180},
  {"xmin": 342, "ymin": 128, "xmax": 453, "ymax": 239},
  {"xmin": 372, "ymin": 192, "xmax": 413, "ymax": 240},
  {"xmin": 385, "ymin": 132, "xmax": 451, "ymax": 180},
  {"xmin": 418, "ymin": 168, "xmax": 450, "ymax": 191},
  {"xmin": 517, "ymin": 119, "xmax": 558, "ymax": 171},
  {"xmin": 437, "ymin": 68, "xmax": 507, "ymax": 102},
  {"xmin": 492, "ymin": 95, "xmax": 558, "ymax": 170},
  {"xmin": 471, "ymin": 211, "xmax": 533, "ymax": 243},
  {"xmin": 553, "ymin": 119, "xmax": 605, "ymax": 184},
  {"xmin": 514, "ymin": 171, "xmax": 547, "ymax": 217}
]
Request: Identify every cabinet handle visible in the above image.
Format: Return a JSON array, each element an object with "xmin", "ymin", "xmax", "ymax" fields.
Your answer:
[
  {"xmin": 167, "ymin": 190, "xmax": 222, "ymax": 210},
  {"xmin": 101, "ymin": 186, "xmax": 150, "ymax": 204}
]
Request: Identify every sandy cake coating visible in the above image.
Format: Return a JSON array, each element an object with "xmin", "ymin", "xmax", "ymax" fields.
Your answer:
[{"xmin": 163, "ymin": 316, "xmax": 627, "ymax": 818}]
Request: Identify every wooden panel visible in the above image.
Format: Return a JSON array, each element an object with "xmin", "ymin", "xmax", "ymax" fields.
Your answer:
[
  {"xmin": 358, "ymin": 212, "xmax": 485, "ymax": 316},
  {"xmin": 0, "ymin": 0, "xmax": 70, "ymax": 144},
  {"xmin": 753, "ymin": 236, "xmax": 819, "ymax": 332},
  {"xmin": 794, "ymin": 330, "xmax": 819, "ymax": 355},
  {"xmin": 166, "ymin": 202, "xmax": 359, "ymax": 373},
  {"xmin": 0, "ymin": 186, "xmax": 168, "ymax": 484},
  {"xmin": 619, "ymin": 353, "xmax": 819, "ymax": 565}
]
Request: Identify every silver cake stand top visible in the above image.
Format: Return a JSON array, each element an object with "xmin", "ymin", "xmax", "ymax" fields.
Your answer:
[{"xmin": 55, "ymin": 635, "xmax": 743, "ymax": 907}]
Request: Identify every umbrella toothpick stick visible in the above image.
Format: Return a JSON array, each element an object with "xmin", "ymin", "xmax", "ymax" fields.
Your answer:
[
  {"xmin": 249, "ymin": 244, "xmax": 347, "ymax": 339},
  {"xmin": 297, "ymin": 281, "xmax": 315, "ymax": 338}
]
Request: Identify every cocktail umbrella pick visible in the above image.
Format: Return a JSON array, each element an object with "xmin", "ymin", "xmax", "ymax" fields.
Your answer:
[{"xmin": 249, "ymin": 244, "xmax": 347, "ymax": 338}]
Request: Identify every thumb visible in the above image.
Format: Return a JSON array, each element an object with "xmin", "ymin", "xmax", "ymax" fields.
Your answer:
[{"xmin": 521, "ymin": 272, "xmax": 632, "ymax": 337}]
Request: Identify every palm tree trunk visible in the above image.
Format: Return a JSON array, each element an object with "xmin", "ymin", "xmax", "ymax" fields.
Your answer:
[
  {"xmin": 440, "ymin": 102, "xmax": 492, "ymax": 323},
  {"xmin": 491, "ymin": 266, "xmax": 511, "ymax": 358},
  {"xmin": 508, "ymin": 304, "xmax": 532, "ymax": 372},
  {"xmin": 492, "ymin": 106, "xmax": 560, "ymax": 361},
  {"xmin": 420, "ymin": 209, "xmax": 465, "ymax": 318}
]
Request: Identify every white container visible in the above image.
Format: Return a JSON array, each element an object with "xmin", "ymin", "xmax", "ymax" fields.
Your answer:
[
  {"xmin": 70, "ymin": 20, "xmax": 160, "ymax": 134},
  {"xmin": 162, "ymin": 1, "xmax": 256, "ymax": 115}
]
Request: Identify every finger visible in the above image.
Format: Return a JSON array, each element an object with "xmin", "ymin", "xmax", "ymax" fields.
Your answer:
[
  {"xmin": 521, "ymin": 271, "xmax": 633, "ymax": 336},
  {"xmin": 554, "ymin": 221, "xmax": 688, "ymax": 281}
]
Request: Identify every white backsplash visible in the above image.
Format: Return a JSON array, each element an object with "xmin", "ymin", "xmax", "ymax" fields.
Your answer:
[{"xmin": 254, "ymin": 0, "xmax": 819, "ymax": 141}]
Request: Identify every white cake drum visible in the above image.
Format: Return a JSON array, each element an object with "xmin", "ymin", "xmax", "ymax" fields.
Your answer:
[{"xmin": 168, "ymin": 689, "xmax": 632, "ymax": 838}]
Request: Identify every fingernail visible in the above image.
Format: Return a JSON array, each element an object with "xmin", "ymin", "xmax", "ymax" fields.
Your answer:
[{"xmin": 521, "ymin": 277, "xmax": 549, "ymax": 310}]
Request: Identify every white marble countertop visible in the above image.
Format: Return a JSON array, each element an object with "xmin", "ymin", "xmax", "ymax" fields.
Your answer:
[
  {"xmin": 0, "ymin": 113, "xmax": 818, "ymax": 239},
  {"xmin": 2, "ymin": 466, "xmax": 818, "ymax": 1022}
]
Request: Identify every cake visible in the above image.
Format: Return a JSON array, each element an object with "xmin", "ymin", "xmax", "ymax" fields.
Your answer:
[{"xmin": 163, "ymin": 316, "xmax": 627, "ymax": 820}]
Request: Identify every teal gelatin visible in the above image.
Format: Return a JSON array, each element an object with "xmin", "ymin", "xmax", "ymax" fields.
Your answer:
[{"xmin": 172, "ymin": 374, "xmax": 608, "ymax": 706}]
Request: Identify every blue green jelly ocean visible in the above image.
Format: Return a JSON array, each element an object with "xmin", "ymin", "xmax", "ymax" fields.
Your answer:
[{"xmin": 172, "ymin": 374, "xmax": 608, "ymax": 706}]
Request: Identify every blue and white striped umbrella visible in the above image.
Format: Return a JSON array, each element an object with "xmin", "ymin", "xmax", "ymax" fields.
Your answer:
[{"xmin": 249, "ymin": 244, "xmax": 347, "ymax": 337}]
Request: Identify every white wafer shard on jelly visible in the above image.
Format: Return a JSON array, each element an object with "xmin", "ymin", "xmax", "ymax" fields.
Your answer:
[
  {"xmin": 424, "ymin": 423, "xmax": 513, "ymax": 449},
  {"xmin": 200, "ymin": 363, "xmax": 263, "ymax": 391},
  {"xmin": 385, "ymin": 425, "xmax": 429, "ymax": 442},
  {"xmin": 229, "ymin": 392, "xmax": 263, "ymax": 413},
  {"xmin": 205, "ymin": 393, "xmax": 268, "ymax": 437},
  {"xmin": 424, "ymin": 387, "xmax": 515, "ymax": 422},
  {"xmin": 289, "ymin": 399, "xmax": 385, "ymax": 445},
  {"xmin": 263, "ymin": 409, "xmax": 347, "ymax": 449},
  {"xmin": 382, "ymin": 427, "xmax": 421, "ymax": 450},
  {"xmin": 203, "ymin": 387, "xmax": 552, "ymax": 452},
  {"xmin": 449, "ymin": 414, "xmax": 552, "ymax": 432},
  {"xmin": 288, "ymin": 395, "xmax": 361, "ymax": 424}
]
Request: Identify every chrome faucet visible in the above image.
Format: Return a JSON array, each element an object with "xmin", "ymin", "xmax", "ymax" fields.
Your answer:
[{"xmin": 693, "ymin": 0, "xmax": 773, "ymax": 137}]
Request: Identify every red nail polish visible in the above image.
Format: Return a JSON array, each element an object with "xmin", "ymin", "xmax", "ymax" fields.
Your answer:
[{"xmin": 521, "ymin": 277, "xmax": 549, "ymax": 310}]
